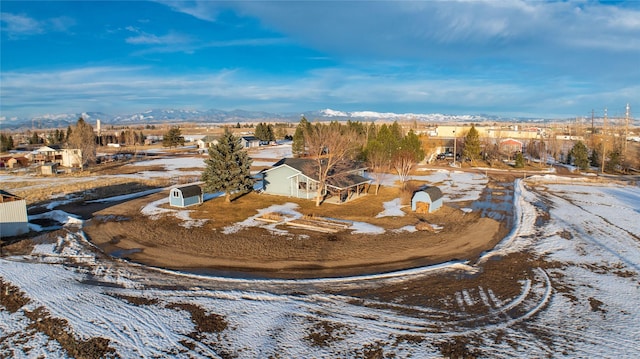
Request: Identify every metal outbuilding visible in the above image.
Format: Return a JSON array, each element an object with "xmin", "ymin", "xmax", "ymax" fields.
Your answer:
[
  {"xmin": 0, "ymin": 190, "xmax": 29, "ymax": 238},
  {"xmin": 169, "ymin": 185, "xmax": 203, "ymax": 208},
  {"xmin": 411, "ymin": 186, "xmax": 443, "ymax": 214}
]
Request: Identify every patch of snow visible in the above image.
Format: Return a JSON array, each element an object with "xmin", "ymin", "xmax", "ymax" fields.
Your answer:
[
  {"xmin": 350, "ymin": 221, "xmax": 385, "ymax": 234},
  {"xmin": 392, "ymin": 225, "xmax": 417, "ymax": 233},
  {"xmin": 222, "ymin": 203, "xmax": 303, "ymax": 235},
  {"xmin": 375, "ymin": 198, "xmax": 405, "ymax": 217}
]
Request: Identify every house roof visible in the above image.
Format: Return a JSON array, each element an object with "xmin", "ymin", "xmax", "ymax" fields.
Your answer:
[
  {"xmin": 500, "ymin": 138, "xmax": 523, "ymax": 145},
  {"xmin": 199, "ymin": 135, "xmax": 218, "ymax": 143},
  {"xmin": 173, "ymin": 184, "xmax": 202, "ymax": 197},
  {"xmin": 241, "ymin": 136, "xmax": 259, "ymax": 142},
  {"xmin": 415, "ymin": 186, "xmax": 443, "ymax": 201},
  {"xmin": 269, "ymin": 158, "xmax": 370, "ymax": 189},
  {"xmin": 271, "ymin": 158, "xmax": 316, "ymax": 177},
  {"xmin": 326, "ymin": 173, "xmax": 371, "ymax": 190},
  {"xmin": 35, "ymin": 145, "xmax": 61, "ymax": 152}
]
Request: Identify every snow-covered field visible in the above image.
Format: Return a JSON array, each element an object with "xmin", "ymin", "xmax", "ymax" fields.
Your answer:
[{"xmin": 1, "ymin": 145, "xmax": 639, "ymax": 357}]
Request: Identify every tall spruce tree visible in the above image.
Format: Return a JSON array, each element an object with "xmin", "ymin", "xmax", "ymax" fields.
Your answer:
[
  {"xmin": 202, "ymin": 129, "xmax": 254, "ymax": 203},
  {"xmin": 292, "ymin": 116, "xmax": 311, "ymax": 157},
  {"xmin": 0, "ymin": 133, "xmax": 14, "ymax": 152},
  {"xmin": 462, "ymin": 125, "xmax": 481, "ymax": 163},
  {"xmin": 570, "ymin": 141, "xmax": 589, "ymax": 170},
  {"xmin": 162, "ymin": 127, "xmax": 184, "ymax": 148}
]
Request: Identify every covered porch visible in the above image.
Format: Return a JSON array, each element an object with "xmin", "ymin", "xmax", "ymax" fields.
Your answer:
[{"xmin": 323, "ymin": 174, "xmax": 371, "ymax": 205}]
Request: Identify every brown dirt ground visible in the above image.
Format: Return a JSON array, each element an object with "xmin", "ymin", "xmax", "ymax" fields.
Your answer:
[{"xmin": 82, "ymin": 176, "xmax": 512, "ymax": 279}]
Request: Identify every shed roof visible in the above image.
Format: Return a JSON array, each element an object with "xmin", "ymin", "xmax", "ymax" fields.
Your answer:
[
  {"xmin": 0, "ymin": 189, "xmax": 23, "ymax": 202},
  {"xmin": 415, "ymin": 186, "xmax": 443, "ymax": 201},
  {"xmin": 173, "ymin": 185, "xmax": 202, "ymax": 197}
]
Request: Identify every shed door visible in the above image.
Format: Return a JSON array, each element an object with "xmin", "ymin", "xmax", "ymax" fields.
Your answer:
[{"xmin": 416, "ymin": 202, "xmax": 430, "ymax": 214}]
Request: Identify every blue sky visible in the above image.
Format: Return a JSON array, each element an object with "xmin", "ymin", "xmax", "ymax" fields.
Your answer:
[{"xmin": 1, "ymin": 1, "xmax": 639, "ymax": 120}]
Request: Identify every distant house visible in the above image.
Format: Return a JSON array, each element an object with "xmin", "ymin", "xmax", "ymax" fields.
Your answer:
[
  {"xmin": 197, "ymin": 135, "xmax": 219, "ymax": 151},
  {"xmin": 240, "ymin": 136, "xmax": 261, "ymax": 148},
  {"xmin": 499, "ymin": 138, "xmax": 523, "ymax": 154},
  {"xmin": 169, "ymin": 185, "xmax": 203, "ymax": 208},
  {"xmin": 0, "ymin": 190, "xmax": 29, "ymax": 238},
  {"xmin": 411, "ymin": 186, "xmax": 443, "ymax": 214},
  {"xmin": 33, "ymin": 146, "xmax": 83, "ymax": 168},
  {"xmin": 261, "ymin": 158, "xmax": 370, "ymax": 204},
  {"xmin": 4, "ymin": 156, "xmax": 29, "ymax": 169}
]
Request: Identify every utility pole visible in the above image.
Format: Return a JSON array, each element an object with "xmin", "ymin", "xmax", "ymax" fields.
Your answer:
[
  {"xmin": 624, "ymin": 103, "xmax": 630, "ymax": 153},
  {"xmin": 601, "ymin": 139, "xmax": 606, "ymax": 174},
  {"xmin": 452, "ymin": 128, "xmax": 457, "ymax": 167},
  {"xmin": 602, "ymin": 108, "xmax": 608, "ymax": 173}
]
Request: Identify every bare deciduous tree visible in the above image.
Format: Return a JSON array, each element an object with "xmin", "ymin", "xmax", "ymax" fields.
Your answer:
[
  {"xmin": 392, "ymin": 149, "xmax": 417, "ymax": 189},
  {"xmin": 67, "ymin": 117, "xmax": 96, "ymax": 167},
  {"xmin": 304, "ymin": 123, "xmax": 358, "ymax": 206},
  {"xmin": 365, "ymin": 140, "xmax": 391, "ymax": 195}
]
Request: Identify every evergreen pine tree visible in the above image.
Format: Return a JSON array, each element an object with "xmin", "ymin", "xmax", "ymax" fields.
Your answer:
[
  {"xmin": 30, "ymin": 132, "xmax": 40, "ymax": 145},
  {"xmin": 462, "ymin": 125, "xmax": 481, "ymax": 163},
  {"xmin": 590, "ymin": 148, "xmax": 600, "ymax": 167},
  {"xmin": 292, "ymin": 116, "xmax": 311, "ymax": 157},
  {"xmin": 162, "ymin": 127, "xmax": 185, "ymax": 148},
  {"xmin": 66, "ymin": 126, "xmax": 73, "ymax": 143},
  {"xmin": 0, "ymin": 133, "xmax": 12, "ymax": 152},
  {"xmin": 514, "ymin": 152, "xmax": 525, "ymax": 168},
  {"xmin": 202, "ymin": 129, "xmax": 254, "ymax": 203},
  {"xmin": 605, "ymin": 146, "xmax": 621, "ymax": 173},
  {"xmin": 570, "ymin": 141, "xmax": 589, "ymax": 170},
  {"xmin": 400, "ymin": 130, "xmax": 425, "ymax": 162}
]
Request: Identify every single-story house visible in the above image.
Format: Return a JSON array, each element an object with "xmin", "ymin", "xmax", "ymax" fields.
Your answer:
[
  {"xmin": 4, "ymin": 156, "xmax": 29, "ymax": 169},
  {"xmin": 0, "ymin": 190, "xmax": 29, "ymax": 238},
  {"xmin": 169, "ymin": 185, "xmax": 203, "ymax": 208},
  {"xmin": 261, "ymin": 158, "xmax": 371, "ymax": 204},
  {"xmin": 499, "ymin": 138, "xmax": 524, "ymax": 154},
  {"xmin": 197, "ymin": 135, "xmax": 219, "ymax": 150},
  {"xmin": 411, "ymin": 186, "xmax": 443, "ymax": 214},
  {"xmin": 240, "ymin": 136, "xmax": 261, "ymax": 148}
]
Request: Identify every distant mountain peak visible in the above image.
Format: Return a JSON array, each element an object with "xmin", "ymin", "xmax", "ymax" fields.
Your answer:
[{"xmin": 1, "ymin": 108, "xmax": 579, "ymax": 130}]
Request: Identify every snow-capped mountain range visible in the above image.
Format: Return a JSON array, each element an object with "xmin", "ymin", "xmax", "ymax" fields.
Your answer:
[{"xmin": 1, "ymin": 108, "xmax": 544, "ymax": 130}]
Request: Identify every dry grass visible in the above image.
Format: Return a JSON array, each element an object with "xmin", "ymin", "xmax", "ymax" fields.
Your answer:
[
  {"xmin": 191, "ymin": 185, "xmax": 416, "ymax": 229},
  {"xmin": 5, "ymin": 176, "xmax": 170, "ymax": 205}
]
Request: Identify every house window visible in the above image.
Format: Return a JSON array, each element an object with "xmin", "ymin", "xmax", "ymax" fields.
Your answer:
[
  {"xmin": 173, "ymin": 191, "xmax": 180, "ymax": 198},
  {"xmin": 298, "ymin": 182, "xmax": 307, "ymax": 190},
  {"xmin": 308, "ymin": 182, "xmax": 317, "ymax": 191}
]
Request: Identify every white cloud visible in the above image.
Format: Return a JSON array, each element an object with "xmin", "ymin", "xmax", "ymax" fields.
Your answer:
[
  {"xmin": 1, "ymin": 12, "xmax": 43, "ymax": 37},
  {"xmin": 154, "ymin": 0, "xmax": 220, "ymax": 22},
  {"xmin": 126, "ymin": 30, "xmax": 191, "ymax": 46},
  {"xmin": 3, "ymin": 63, "xmax": 632, "ymax": 119},
  {"xmin": 0, "ymin": 12, "xmax": 75, "ymax": 38}
]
